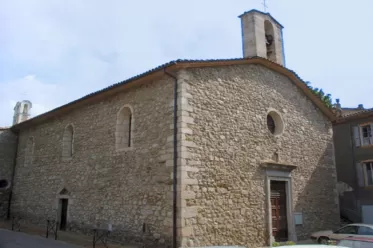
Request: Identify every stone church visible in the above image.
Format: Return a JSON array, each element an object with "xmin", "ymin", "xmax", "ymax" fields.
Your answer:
[{"xmin": 0, "ymin": 9, "xmax": 340, "ymax": 247}]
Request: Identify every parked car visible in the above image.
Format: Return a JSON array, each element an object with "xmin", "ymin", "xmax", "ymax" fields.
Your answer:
[
  {"xmin": 310, "ymin": 223, "xmax": 373, "ymax": 244},
  {"xmin": 276, "ymin": 246, "xmax": 346, "ymax": 248},
  {"xmin": 336, "ymin": 236, "xmax": 373, "ymax": 247}
]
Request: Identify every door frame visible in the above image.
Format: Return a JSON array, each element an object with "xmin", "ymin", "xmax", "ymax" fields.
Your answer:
[
  {"xmin": 265, "ymin": 169, "xmax": 296, "ymax": 244},
  {"xmin": 55, "ymin": 186, "xmax": 73, "ymax": 228},
  {"xmin": 56, "ymin": 196, "xmax": 70, "ymax": 229}
]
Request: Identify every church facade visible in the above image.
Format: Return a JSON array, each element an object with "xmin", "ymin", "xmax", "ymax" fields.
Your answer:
[{"xmin": 0, "ymin": 9, "xmax": 340, "ymax": 247}]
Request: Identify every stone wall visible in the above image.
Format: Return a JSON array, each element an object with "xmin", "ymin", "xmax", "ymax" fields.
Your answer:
[
  {"xmin": 0, "ymin": 128, "xmax": 17, "ymax": 217},
  {"xmin": 11, "ymin": 77, "xmax": 175, "ymax": 246},
  {"xmin": 176, "ymin": 64, "xmax": 340, "ymax": 247}
]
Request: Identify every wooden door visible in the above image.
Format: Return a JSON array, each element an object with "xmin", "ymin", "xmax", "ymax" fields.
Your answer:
[{"xmin": 270, "ymin": 181, "xmax": 288, "ymax": 241}]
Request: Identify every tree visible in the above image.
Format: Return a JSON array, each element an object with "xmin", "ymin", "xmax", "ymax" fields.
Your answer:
[{"xmin": 305, "ymin": 81, "xmax": 333, "ymax": 108}]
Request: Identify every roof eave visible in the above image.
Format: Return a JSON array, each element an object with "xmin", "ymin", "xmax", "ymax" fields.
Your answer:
[
  {"xmin": 333, "ymin": 110, "xmax": 373, "ymax": 125},
  {"xmin": 10, "ymin": 57, "xmax": 336, "ymax": 131},
  {"xmin": 238, "ymin": 9, "xmax": 284, "ymax": 28}
]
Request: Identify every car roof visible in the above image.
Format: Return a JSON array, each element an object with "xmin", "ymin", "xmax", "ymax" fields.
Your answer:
[
  {"xmin": 340, "ymin": 236, "xmax": 373, "ymax": 242},
  {"xmin": 188, "ymin": 247, "xmax": 247, "ymax": 248},
  {"xmin": 345, "ymin": 223, "xmax": 373, "ymax": 228},
  {"xmin": 278, "ymin": 246, "xmax": 341, "ymax": 248}
]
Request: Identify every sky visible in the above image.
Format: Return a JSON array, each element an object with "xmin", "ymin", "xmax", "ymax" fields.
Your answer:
[{"xmin": 1, "ymin": 0, "xmax": 372, "ymax": 127}]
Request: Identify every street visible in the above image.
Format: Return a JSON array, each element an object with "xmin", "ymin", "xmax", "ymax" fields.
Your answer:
[{"xmin": 0, "ymin": 228, "xmax": 80, "ymax": 248}]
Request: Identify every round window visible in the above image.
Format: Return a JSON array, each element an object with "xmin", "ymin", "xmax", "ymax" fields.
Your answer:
[{"xmin": 266, "ymin": 111, "xmax": 284, "ymax": 135}]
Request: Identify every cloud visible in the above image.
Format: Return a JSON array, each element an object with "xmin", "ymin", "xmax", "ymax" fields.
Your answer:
[
  {"xmin": 1, "ymin": 0, "xmax": 372, "ymax": 127},
  {"xmin": 0, "ymin": 0, "xmax": 251, "ymax": 127}
]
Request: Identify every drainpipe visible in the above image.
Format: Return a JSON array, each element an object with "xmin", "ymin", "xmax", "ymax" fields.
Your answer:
[
  {"xmin": 7, "ymin": 131, "xmax": 19, "ymax": 219},
  {"xmin": 164, "ymin": 67, "xmax": 178, "ymax": 248}
]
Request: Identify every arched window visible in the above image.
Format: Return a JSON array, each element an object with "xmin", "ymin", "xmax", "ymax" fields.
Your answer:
[
  {"xmin": 23, "ymin": 105, "xmax": 28, "ymax": 114},
  {"xmin": 62, "ymin": 125, "xmax": 74, "ymax": 158},
  {"xmin": 264, "ymin": 20, "xmax": 276, "ymax": 61},
  {"xmin": 25, "ymin": 137, "xmax": 34, "ymax": 166},
  {"xmin": 116, "ymin": 106, "xmax": 133, "ymax": 150}
]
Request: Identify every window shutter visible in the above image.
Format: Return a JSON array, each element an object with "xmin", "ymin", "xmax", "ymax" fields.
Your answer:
[
  {"xmin": 353, "ymin": 126, "xmax": 361, "ymax": 147},
  {"xmin": 356, "ymin": 163, "xmax": 365, "ymax": 187}
]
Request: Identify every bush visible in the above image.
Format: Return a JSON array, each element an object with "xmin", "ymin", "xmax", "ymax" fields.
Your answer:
[{"xmin": 271, "ymin": 241, "xmax": 296, "ymax": 246}]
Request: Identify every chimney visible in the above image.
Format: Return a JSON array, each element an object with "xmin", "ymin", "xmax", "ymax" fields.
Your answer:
[
  {"xmin": 335, "ymin": 99, "xmax": 341, "ymax": 109},
  {"xmin": 13, "ymin": 100, "xmax": 32, "ymax": 125}
]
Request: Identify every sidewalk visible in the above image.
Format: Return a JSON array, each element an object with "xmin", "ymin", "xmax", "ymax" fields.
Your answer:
[{"xmin": 0, "ymin": 219, "xmax": 138, "ymax": 248}]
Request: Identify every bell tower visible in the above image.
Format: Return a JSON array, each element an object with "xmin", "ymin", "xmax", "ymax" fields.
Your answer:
[
  {"xmin": 13, "ymin": 100, "xmax": 32, "ymax": 125},
  {"xmin": 239, "ymin": 9, "xmax": 285, "ymax": 66}
]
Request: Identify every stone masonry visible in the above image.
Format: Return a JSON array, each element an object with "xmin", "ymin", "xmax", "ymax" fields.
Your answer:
[
  {"xmin": 175, "ymin": 64, "xmax": 340, "ymax": 247},
  {"xmin": 0, "ymin": 8, "xmax": 342, "ymax": 248},
  {"xmin": 3, "ymin": 62, "xmax": 341, "ymax": 248},
  {"xmin": 0, "ymin": 128, "xmax": 17, "ymax": 217},
  {"xmin": 11, "ymin": 77, "xmax": 175, "ymax": 246}
]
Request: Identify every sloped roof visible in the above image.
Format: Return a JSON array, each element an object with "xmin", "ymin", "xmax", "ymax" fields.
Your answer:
[
  {"xmin": 238, "ymin": 9, "xmax": 284, "ymax": 28},
  {"xmin": 11, "ymin": 57, "xmax": 336, "ymax": 131},
  {"xmin": 334, "ymin": 108, "xmax": 373, "ymax": 124},
  {"xmin": 341, "ymin": 107, "xmax": 365, "ymax": 117}
]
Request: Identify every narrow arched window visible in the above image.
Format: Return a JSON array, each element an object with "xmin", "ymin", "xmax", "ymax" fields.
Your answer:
[
  {"xmin": 264, "ymin": 20, "xmax": 276, "ymax": 62},
  {"xmin": 62, "ymin": 125, "xmax": 74, "ymax": 158},
  {"xmin": 116, "ymin": 106, "xmax": 133, "ymax": 150},
  {"xmin": 25, "ymin": 137, "xmax": 34, "ymax": 166},
  {"xmin": 23, "ymin": 105, "xmax": 28, "ymax": 114}
]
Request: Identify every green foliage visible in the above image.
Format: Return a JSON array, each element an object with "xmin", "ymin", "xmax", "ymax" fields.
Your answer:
[
  {"xmin": 305, "ymin": 81, "xmax": 333, "ymax": 108},
  {"xmin": 272, "ymin": 242, "xmax": 280, "ymax": 247},
  {"xmin": 272, "ymin": 241, "xmax": 297, "ymax": 246},
  {"xmin": 285, "ymin": 241, "xmax": 296, "ymax": 245}
]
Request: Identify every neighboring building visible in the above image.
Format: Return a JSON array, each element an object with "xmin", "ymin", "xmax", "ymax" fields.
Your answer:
[
  {"xmin": 0, "ymin": 9, "xmax": 340, "ymax": 247},
  {"xmin": 0, "ymin": 100, "xmax": 30, "ymax": 217},
  {"xmin": 333, "ymin": 101, "xmax": 373, "ymax": 224},
  {"xmin": 0, "ymin": 127, "xmax": 17, "ymax": 217}
]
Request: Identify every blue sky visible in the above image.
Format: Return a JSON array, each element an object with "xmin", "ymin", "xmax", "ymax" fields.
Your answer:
[{"xmin": 1, "ymin": 0, "xmax": 372, "ymax": 127}]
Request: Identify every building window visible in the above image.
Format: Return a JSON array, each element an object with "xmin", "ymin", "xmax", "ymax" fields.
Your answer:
[
  {"xmin": 116, "ymin": 106, "xmax": 133, "ymax": 150},
  {"xmin": 25, "ymin": 137, "xmax": 34, "ymax": 166},
  {"xmin": 264, "ymin": 20, "xmax": 276, "ymax": 61},
  {"xmin": 267, "ymin": 115, "xmax": 276, "ymax": 134},
  {"xmin": 62, "ymin": 125, "xmax": 74, "ymax": 159},
  {"xmin": 364, "ymin": 162, "xmax": 373, "ymax": 186},
  {"xmin": 357, "ymin": 161, "xmax": 373, "ymax": 187},
  {"xmin": 362, "ymin": 125, "xmax": 372, "ymax": 146},
  {"xmin": 23, "ymin": 105, "xmax": 28, "ymax": 114},
  {"xmin": 266, "ymin": 110, "xmax": 284, "ymax": 136},
  {"xmin": 353, "ymin": 124, "xmax": 373, "ymax": 147}
]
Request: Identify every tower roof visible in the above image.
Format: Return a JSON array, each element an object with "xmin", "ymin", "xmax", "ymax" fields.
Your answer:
[{"xmin": 238, "ymin": 9, "xmax": 284, "ymax": 28}]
